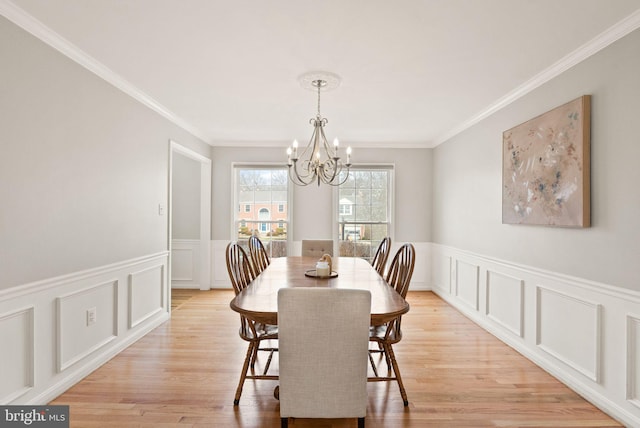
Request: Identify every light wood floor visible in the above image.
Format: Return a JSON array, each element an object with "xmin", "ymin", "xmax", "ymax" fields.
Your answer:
[{"xmin": 50, "ymin": 290, "xmax": 622, "ymax": 427}]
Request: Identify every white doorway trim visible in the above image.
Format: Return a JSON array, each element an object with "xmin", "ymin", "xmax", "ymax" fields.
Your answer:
[{"xmin": 169, "ymin": 140, "xmax": 212, "ymax": 291}]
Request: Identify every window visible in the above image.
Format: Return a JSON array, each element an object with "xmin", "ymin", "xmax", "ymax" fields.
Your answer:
[
  {"xmin": 337, "ymin": 167, "xmax": 393, "ymax": 263},
  {"xmin": 234, "ymin": 166, "xmax": 290, "ymax": 258},
  {"xmin": 338, "ymin": 198, "xmax": 353, "ymax": 216}
]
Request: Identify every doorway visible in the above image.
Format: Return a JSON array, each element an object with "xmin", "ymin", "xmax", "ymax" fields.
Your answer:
[{"xmin": 169, "ymin": 140, "xmax": 211, "ymax": 291}]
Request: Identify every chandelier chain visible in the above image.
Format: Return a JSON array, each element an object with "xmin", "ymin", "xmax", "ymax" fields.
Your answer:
[{"xmin": 316, "ymin": 81, "xmax": 322, "ymax": 118}]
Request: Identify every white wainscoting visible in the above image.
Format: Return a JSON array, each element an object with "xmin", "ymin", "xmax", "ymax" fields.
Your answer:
[
  {"xmin": 57, "ymin": 280, "xmax": 118, "ymax": 372},
  {"xmin": 171, "ymin": 239, "xmax": 201, "ymax": 289},
  {"xmin": 627, "ymin": 315, "xmax": 640, "ymax": 409},
  {"xmin": 536, "ymin": 286, "xmax": 601, "ymax": 382},
  {"xmin": 455, "ymin": 259, "xmax": 480, "ymax": 310},
  {"xmin": 486, "ymin": 270, "xmax": 524, "ymax": 337},
  {"xmin": 0, "ymin": 252, "xmax": 169, "ymax": 405},
  {"xmin": 431, "ymin": 243, "xmax": 640, "ymax": 427},
  {"xmin": 0, "ymin": 306, "xmax": 34, "ymax": 403},
  {"xmin": 211, "ymin": 240, "xmax": 431, "ymax": 290}
]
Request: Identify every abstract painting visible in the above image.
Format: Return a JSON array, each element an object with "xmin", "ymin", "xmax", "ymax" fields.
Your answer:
[{"xmin": 502, "ymin": 95, "xmax": 591, "ymax": 227}]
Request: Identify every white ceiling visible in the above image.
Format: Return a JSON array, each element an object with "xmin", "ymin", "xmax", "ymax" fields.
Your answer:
[{"xmin": 4, "ymin": 0, "xmax": 640, "ymax": 148}]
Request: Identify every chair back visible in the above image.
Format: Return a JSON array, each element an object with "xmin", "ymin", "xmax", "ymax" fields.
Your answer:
[
  {"xmin": 371, "ymin": 237, "xmax": 391, "ymax": 276},
  {"xmin": 301, "ymin": 239, "xmax": 333, "ymax": 257},
  {"xmin": 385, "ymin": 243, "xmax": 415, "ymax": 298},
  {"xmin": 225, "ymin": 242, "xmax": 255, "ymax": 295},
  {"xmin": 248, "ymin": 235, "xmax": 270, "ymax": 275},
  {"xmin": 278, "ymin": 288, "xmax": 370, "ymax": 420}
]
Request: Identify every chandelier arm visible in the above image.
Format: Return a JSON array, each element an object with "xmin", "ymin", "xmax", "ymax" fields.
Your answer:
[
  {"xmin": 318, "ymin": 123, "xmax": 336, "ymax": 160},
  {"xmin": 297, "ymin": 121, "xmax": 319, "ymax": 162},
  {"xmin": 289, "ymin": 164, "xmax": 312, "ymax": 186},
  {"xmin": 295, "ymin": 160, "xmax": 313, "ymax": 183},
  {"xmin": 319, "ymin": 158, "xmax": 340, "ymax": 185},
  {"xmin": 325, "ymin": 165, "xmax": 351, "ymax": 186}
]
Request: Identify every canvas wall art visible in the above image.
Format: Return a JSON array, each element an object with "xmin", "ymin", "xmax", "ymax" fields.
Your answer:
[{"xmin": 502, "ymin": 95, "xmax": 591, "ymax": 227}]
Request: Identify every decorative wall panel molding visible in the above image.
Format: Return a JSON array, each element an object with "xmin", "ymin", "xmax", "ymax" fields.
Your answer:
[
  {"xmin": 171, "ymin": 239, "xmax": 200, "ymax": 287},
  {"xmin": 455, "ymin": 260, "xmax": 480, "ymax": 310},
  {"xmin": 56, "ymin": 280, "xmax": 118, "ymax": 372},
  {"xmin": 0, "ymin": 306, "xmax": 34, "ymax": 403},
  {"xmin": 0, "ymin": 252, "xmax": 168, "ymax": 405},
  {"xmin": 536, "ymin": 286, "xmax": 601, "ymax": 382},
  {"xmin": 128, "ymin": 264, "xmax": 165, "ymax": 329},
  {"xmin": 434, "ymin": 254, "xmax": 452, "ymax": 294},
  {"xmin": 431, "ymin": 243, "xmax": 640, "ymax": 427},
  {"xmin": 486, "ymin": 270, "xmax": 524, "ymax": 337},
  {"xmin": 627, "ymin": 315, "xmax": 640, "ymax": 408}
]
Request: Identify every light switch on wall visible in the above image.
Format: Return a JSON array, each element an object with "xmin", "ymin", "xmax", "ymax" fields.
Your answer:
[{"xmin": 158, "ymin": 203, "xmax": 165, "ymax": 215}]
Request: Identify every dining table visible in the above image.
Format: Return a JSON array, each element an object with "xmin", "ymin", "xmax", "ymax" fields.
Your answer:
[{"xmin": 230, "ymin": 256, "xmax": 410, "ymax": 326}]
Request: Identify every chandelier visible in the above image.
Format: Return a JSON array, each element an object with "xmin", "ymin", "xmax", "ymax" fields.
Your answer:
[{"xmin": 286, "ymin": 72, "xmax": 352, "ymax": 186}]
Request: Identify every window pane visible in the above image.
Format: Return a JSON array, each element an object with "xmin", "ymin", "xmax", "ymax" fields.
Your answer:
[
  {"xmin": 235, "ymin": 167, "xmax": 288, "ymax": 258},
  {"xmin": 338, "ymin": 167, "xmax": 392, "ymax": 263}
]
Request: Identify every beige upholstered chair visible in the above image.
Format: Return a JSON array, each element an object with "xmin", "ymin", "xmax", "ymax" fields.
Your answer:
[
  {"xmin": 368, "ymin": 243, "xmax": 415, "ymax": 406},
  {"xmin": 248, "ymin": 235, "xmax": 270, "ymax": 275},
  {"xmin": 278, "ymin": 288, "xmax": 371, "ymax": 427},
  {"xmin": 301, "ymin": 239, "xmax": 333, "ymax": 257},
  {"xmin": 225, "ymin": 242, "xmax": 278, "ymax": 405},
  {"xmin": 371, "ymin": 237, "xmax": 391, "ymax": 276}
]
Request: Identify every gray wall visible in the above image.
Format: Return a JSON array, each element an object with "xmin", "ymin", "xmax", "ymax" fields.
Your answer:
[
  {"xmin": 211, "ymin": 146, "xmax": 432, "ymax": 243},
  {"xmin": 433, "ymin": 28, "xmax": 640, "ymax": 291},
  {"xmin": 171, "ymin": 152, "xmax": 201, "ymax": 239},
  {"xmin": 0, "ymin": 16, "xmax": 210, "ymax": 289}
]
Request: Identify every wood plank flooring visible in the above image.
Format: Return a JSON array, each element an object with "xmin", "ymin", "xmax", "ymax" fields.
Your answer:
[{"xmin": 50, "ymin": 290, "xmax": 622, "ymax": 427}]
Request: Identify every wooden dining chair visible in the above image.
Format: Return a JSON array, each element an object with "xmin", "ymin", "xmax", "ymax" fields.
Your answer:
[
  {"xmin": 278, "ymin": 288, "xmax": 371, "ymax": 427},
  {"xmin": 371, "ymin": 237, "xmax": 391, "ymax": 276},
  {"xmin": 368, "ymin": 243, "xmax": 415, "ymax": 406},
  {"xmin": 225, "ymin": 242, "xmax": 278, "ymax": 405},
  {"xmin": 248, "ymin": 235, "xmax": 270, "ymax": 275}
]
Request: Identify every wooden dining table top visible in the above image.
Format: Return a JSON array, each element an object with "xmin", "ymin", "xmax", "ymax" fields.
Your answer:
[{"xmin": 229, "ymin": 256, "xmax": 410, "ymax": 326}]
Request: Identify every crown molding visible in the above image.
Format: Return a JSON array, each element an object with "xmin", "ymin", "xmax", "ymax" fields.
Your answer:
[
  {"xmin": 432, "ymin": 8, "xmax": 640, "ymax": 147},
  {"xmin": 0, "ymin": 0, "xmax": 210, "ymax": 144},
  {"xmin": 2, "ymin": 0, "xmax": 639, "ymax": 149}
]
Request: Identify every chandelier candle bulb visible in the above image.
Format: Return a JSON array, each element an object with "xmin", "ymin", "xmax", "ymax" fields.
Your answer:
[
  {"xmin": 333, "ymin": 138, "xmax": 339, "ymax": 157},
  {"xmin": 286, "ymin": 147, "xmax": 292, "ymax": 165}
]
